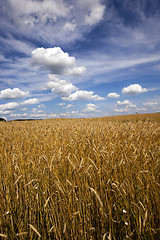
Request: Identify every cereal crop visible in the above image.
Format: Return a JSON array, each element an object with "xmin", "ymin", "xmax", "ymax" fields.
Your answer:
[{"xmin": 0, "ymin": 113, "xmax": 160, "ymax": 239}]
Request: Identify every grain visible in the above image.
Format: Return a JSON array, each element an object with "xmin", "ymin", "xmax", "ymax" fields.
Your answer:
[{"xmin": 0, "ymin": 113, "xmax": 159, "ymax": 239}]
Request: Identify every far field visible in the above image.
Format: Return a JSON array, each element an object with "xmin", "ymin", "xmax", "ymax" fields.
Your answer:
[{"xmin": 0, "ymin": 113, "xmax": 160, "ymax": 239}]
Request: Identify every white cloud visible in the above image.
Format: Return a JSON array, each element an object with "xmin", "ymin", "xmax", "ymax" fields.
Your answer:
[
  {"xmin": 114, "ymin": 100, "xmax": 137, "ymax": 113},
  {"xmin": 7, "ymin": 0, "xmax": 105, "ymax": 45},
  {"xmin": 22, "ymin": 98, "xmax": 39, "ymax": 105},
  {"xmin": 0, "ymin": 102, "xmax": 19, "ymax": 110},
  {"xmin": 136, "ymin": 107, "xmax": 147, "ymax": 112},
  {"xmin": 50, "ymin": 113, "xmax": 57, "ymax": 117},
  {"xmin": 10, "ymin": 113, "xmax": 27, "ymax": 118},
  {"xmin": 31, "ymin": 47, "xmax": 86, "ymax": 76},
  {"xmin": 45, "ymin": 76, "xmax": 60, "ymax": 89},
  {"xmin": 0, "ymin": 0, "xmax": 106, "ymax": 51},
  {"xmin": 45, "ymin": 75, "xmax": 105, "ymax": 102},
  {"xmin": 63, "ymin": 104, "xmax": 74, "ymax": 109},
  {"xmin": 117, "ymin": 100, "xmax": 137, "ymax": 108},
  {"xmin": 63, "ymin": 22, "xmax": 77, "ymax": 31},
  {"xmin": 59, "ymin": 110, "xmax": 79, "ymax": 118},
  {"xmin": 0, "ymin": 102, "xmax": 20, "ymax": 112},
  {"xmin": 122, "ymin": 84, "xmax": 148, "ymax": 95},
  {"xmin": 29, "ymin": 113, "xmax": 47, "ymax": 118},
  {"xmin": 143, "ymin": 102, "xmax": 158, "ymax": 107},
  {"xmin": 9, "ymin": 0, "xmax": 71, "ymax": 25},
  {"xmin": 21, "ymin": 108, "xmax": 27, "ymax": 111},
  {"xmin": 58, "ymin": 103, "xmax": 65, "ymax": 106},
  {"xmin": 0, "ymin": 36, "xmax": 34, "ymax": 56},
  {"xmin": 46, "ymin": 74, "xmax": 77, "ymax": 97},
  {"xmin": 0, "ymin": 54, "xmax": 9, "ymax": 62},
  {"xmin": 62, "ymin": 90, "xmax": 105, "ymax": 101},
  {"xmin": 83, "ymin": 103, "xmax": 98, "ymax": 112},
  {"xmin": 107, "ymin": 92, "xmax": 120, "ymax": 98},
  {"xmin": 78, "ymin": 0, "xmax": 105, "ymax": 25},
  {"xmin": 0, "ymin": 110, "xmax": 13, "ymax": 115},
  {"xmin": 32, "ymin": 108, "xmax": 45, "ymax": 114},
  {"xmin": 0, "ymin": 88, "xmax": 29, "ymax": 99},
  {"xmin": 113, "ymin": 108, "xmax": 129, "ymax": 113},
  {"xmin": 51, "ymin": 80, "xmax": 76, "ymax": 96},
  {"xmin": 71, "ymin": 111, "xmax": 78, "ymax": 114},
  {"xmin": 38, "ymin": 104, "xmax": 46, "ymax": 108},
  {"xmin": 117, "ymin": 100, "xmax": 133, "ymax": 107}
]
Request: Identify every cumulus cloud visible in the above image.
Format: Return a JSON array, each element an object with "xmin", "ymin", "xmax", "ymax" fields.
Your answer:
[
  {"xmin": 143, "ymin": 102, "xmax": 158, "ymax": 107},
  {"xmin": 59, "ymin": 111, "xmax": 79, "ymax": 118},
  {"xmin": 136, "ymin": 107, "xmax": 147, "ymax": 112},
  {"xmin": 0, "ymin": 102, "xmax": 20, "ymax": 111},
  {"xmin": 117, "ymin": 100, "xmax": 136, "ymax": 107},
  {"xmin": 122, "ymin": 84, "xmax": 148, "ymax": 95},
  {"xmin": 10, "ymin": 113, "xmax": 27, "ymax": 118},
  {"xmin": 45, "ymin": 74, "xmax": 105, "ymax": 102},
  {"xmin": 22, "ymin": 98, "xmax": 39, "ymax": 105},
  {"xmin": 107, "ymin": 93, "xmax": 120, "ymax": 98},
  {"xmin": 31, "ymin": 47, "xmax": 86, "ymax": 75},
  {"xmin": 45, "ymin": 76, "xmax": 60, "ymax": 89},
  {"xmin": 32, "ymin": 108, "xmax": 45, "ymax": 114},
  {"xmin": 113, "ymin": 108, "xmax": 129, "ymax": 113},
  {"xmin": 83, "ymin": 103, "xmax": 98, "ymax": 112},
  {"xmin": 0, "ymin": 102, "xmax": 20, "ymax": 115},
  {"xmin": 113, "ymin": 100, "xmax": 137, "ymax": 113},
  {"xmin": 0, "ymin": 88, "xmax": 29, "ymax": 99},
  {"xmin": 58, "ymin": 103, "xmax": 65, "ymax": 106},
  {"xmin": 117, "ymin": 100, "xmax": 131, "ymax": 106},
  {"xmin": 0, "ymin": 110, "xmax": 12, "ymax": 115},
  {"xmin": 46, "ymin": 74, "xmax": 77, "ymax": 97},
  {"xmin": 62, "ymin": 90, "xmax": 105, "ymax": 101}
]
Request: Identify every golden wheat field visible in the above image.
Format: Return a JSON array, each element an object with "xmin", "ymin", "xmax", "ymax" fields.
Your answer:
[{"xmin": 0, "ymin": 113, "xmax": 160, "ymax": 240}]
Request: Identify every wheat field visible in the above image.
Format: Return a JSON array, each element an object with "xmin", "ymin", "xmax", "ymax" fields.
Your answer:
[{"xmin": 0, "ymin": 113, "xmax": 160, "ymax": 239}]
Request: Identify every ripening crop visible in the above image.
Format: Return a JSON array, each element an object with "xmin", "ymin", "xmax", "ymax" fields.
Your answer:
[{"xmin": 0, "ymin": 113, "xmax": 160, "ymax": 239}]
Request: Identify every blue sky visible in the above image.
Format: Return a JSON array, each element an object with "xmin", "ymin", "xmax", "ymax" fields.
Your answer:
[{"xmin": 0, "ymin": 0, "xmax": 160, "ymax": 120}]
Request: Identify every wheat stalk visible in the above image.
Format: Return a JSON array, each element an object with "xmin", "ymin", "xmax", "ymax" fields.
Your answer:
[
  {"xmin": 90, "ymin": 187, "xmax": 103, "ymax": 207},
  {"xmin": 0, "ymin": 233, "xmax": 7, "ymax": 238},
  {"xmin": 29, "ymin": 224, "xmax": 41, "ymax": 238}
]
